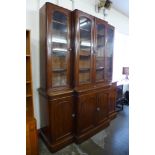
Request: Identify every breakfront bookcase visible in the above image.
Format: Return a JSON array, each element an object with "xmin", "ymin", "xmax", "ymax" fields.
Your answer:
[
  {"xmin": 39, "ymin": 2, "xmax": 116, "ymax": 152},
  {"xmin": 26, "ymin": 30, "xmax": 38, "ymax": 155}
]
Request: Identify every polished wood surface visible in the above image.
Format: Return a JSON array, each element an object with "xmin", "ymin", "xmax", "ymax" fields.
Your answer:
[
  {"xmin": 26, "ymin": 30, "xmax": 38, "ymax": 155},
  {"xmin": 26, "ymin": 118, "xmax": 38, "ymax": 155},
  {"xmin": 26, "ymin": 30, "xmax": 34, "ymax": 119},
  {"xmin": 39, "ymin": 2, "xmax": 116, "ymax": 152},
  {"xmin": 108, "ymin": 82, "xmax": 117, "ymax": 120}
]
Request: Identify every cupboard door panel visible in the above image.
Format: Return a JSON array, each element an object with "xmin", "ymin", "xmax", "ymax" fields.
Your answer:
[
  {"xmin": 77, "ymin": 94, "xmax": 96, "ymax": 134},
  {"xmin": 51, "ymin": 97, "xmax": 74, "ymax": 142},
  {"xmin": 96, "ymin": 91, "xmax": 109, "ymax": 125}
]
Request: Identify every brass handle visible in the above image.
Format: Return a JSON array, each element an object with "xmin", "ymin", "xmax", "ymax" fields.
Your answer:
[
  {"xmin": 97, "ymin": 107, "xmax": 100, "ymax": 111},
  {"xmin": 72, "ymin": 114, "xmax": 75, "ymax": 118},
  {"xmin": 68, "ymin": 48, "xmax": 72, "ymax": 51}
]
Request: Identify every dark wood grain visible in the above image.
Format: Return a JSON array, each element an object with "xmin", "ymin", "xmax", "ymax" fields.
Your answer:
[{"xmin": 39, "ymin": 2, "xmax": 116, "ymax": 152}]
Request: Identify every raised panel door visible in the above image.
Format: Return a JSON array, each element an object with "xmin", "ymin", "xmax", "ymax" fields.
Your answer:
[
  {"xmin": 96, "ymin": 91, "xmax": 109, "ymax": 125},
  {"xmin": 51, "ymin": 97, "xmax": 74, "ymax": 142},
  {"xmin": 76, "ymin": 94, "xmax": 96, "ymax": 134}
]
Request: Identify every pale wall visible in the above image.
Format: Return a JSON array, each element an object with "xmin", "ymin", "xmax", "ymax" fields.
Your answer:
[{"xmin": 26, "ymin": 0, "xmax": 129, "ymax": 129}]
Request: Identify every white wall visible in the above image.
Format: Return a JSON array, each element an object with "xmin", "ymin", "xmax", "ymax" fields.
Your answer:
[
  {"xmin": 26, "ymin": 0, "xmax": 40, "ymax": 127},
  {"xmin": 26, "ymin": 0, "xmax": 129, "ymax": 129}
]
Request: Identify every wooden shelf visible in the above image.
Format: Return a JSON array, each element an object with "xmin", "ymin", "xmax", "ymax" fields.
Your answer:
[
  {"xmin": 26, "ymin": 94, "xmax": 32, "ymax": 98},
  {"xmin": 96, "ymin": 67, "xmax": 104, "ymax": 70},
  {"xmin": 80, "ymin": 27, "xmax": 90, "ymax": 32},
  {"xmin": 26, "ymin": 54, "xmax": 31, "ymax": 57},
  {"xmin": 97, "ymin": 45, "xmax": 105, "ymax": 48},
  {"xmin": 52, "ymin": 68, "xmax": 66, "ymax": 72},
  {"xmin": 96, "ymin": 56, "xmax": 104, "ymax": 59},
  {"xmin": 79, "ymin": 68, "xmax": 90, "ymax": 72},
  {"xmin": 26, "ymin": 30, "xmax": 34, "ymax": 118},
  {"xmin": 53, "ymin": 20, "xmax": 66, "ymax": 25},
  {"xmin": 97, "ymin": 33, "xmax": 105, "ymax": 37},
  {"xmin": 80, "ymin": 50, "xmax": 90, "ymax": 57}
]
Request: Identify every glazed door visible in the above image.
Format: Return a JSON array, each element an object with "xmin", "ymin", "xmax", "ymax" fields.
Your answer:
[
  {"xmin": 94, "ymin": 19, "xmax": 107, "ymax": 83},
  {"xmin": 47, "ymin": 6, "xmax": 71, "ymax": 89},
  {"xmin": 50, "ymin": 97, "xmax": 74, "ymax": 142},
  {"xmin": 74, "ymin": 10, "xmax": 94, "ymax": 87},
  {"xmin": 105, "ymin": 25, "xmax": 114, "ymax": 82},
  {"xmin": 96, "ymin": 90, "xmax": 109, "ymax": 125},
  {"xmin": 76, "ymin": 94, "xmax": 96, "ymax": 134}
]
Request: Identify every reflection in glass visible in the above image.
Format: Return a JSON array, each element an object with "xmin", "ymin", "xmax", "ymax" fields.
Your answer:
[
  {"xmin": 51, "ymin": 11, "xmax": 68, "ymax": 87},
  {"xmin": 96, "ymin": 70, "xmax": 104, "ymax": 81},
  {"xmin": 52, "ymin": 72, "xmax": 67, "ymax": 87},
  {"xmin": 95, "ymin": 23, "xmax": 105, "ymax": 82},
  {"xmin": 106, "ymin": 28, "xmax": 114, "ymax": 81},
  {"xmin": 79, "ymin": 17, "xmax": 92, "ymax": 84},
  {"xmin": 53, "ymin": 11, "xmax": 67, "ymax": 24}
]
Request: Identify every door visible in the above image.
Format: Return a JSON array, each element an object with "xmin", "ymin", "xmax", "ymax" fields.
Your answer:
[
  {"xmin": 47, "ymin": 5, "xmax": 72, "ymax": 89},
  {"xmin": 105, "ymin": 24, "xmax": 115, "ymax": 82},
  {"xmin": 94, "ymin": 18, "xmax": 107, "ymax": 83},
  {"xmin": 73, "ymin": 10, "xmax": 94, "ymax": 87},
  {"xmin": 76, "ymin": 93, "xmax": 96, "ymax": 134},
  {"xmin": 96, "ymin": 90, "xmax": 109, "ymax": 125},
  {"xmin": 50, "ymin": 97, "xmax": 74, "ymax": 142}
]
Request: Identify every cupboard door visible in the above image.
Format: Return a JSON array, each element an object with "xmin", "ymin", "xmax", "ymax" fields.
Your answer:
[
  {"xmin": 94, "ymin": 19, "xmax": 107, "ymax": 83},
  {"xmin": 47, "ymin": 6, "xmax": 71, "ymax": 89},
  {"xmin": 51, "ymin": 97, "xmax": 74, "ymax": 142},
  {"xmin": 96, "ymin": 91, "xmax": 109, "ymax": 125},
  {"xmin": 105, "ymin": 25, "xmax": 114, "ymax": 82},
  {"xmin": 76, "ymin": 94, "xmax": 96, "ymax": 134},
  {"xmin": 74, "ymin": 10, "xmax": 94, "ymax": 86}
]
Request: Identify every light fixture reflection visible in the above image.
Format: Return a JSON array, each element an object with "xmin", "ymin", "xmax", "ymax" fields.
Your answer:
[
  {"xmin": 81, "ymin": 41, "xmax": 91, "ymax": 47},
  {"xmin": 52, "ymin": 37, "xmax": 67, "ymax": 44},
  {"xmin": 52, "ymin": 48, "xmax": 67, "ymax": 52}
]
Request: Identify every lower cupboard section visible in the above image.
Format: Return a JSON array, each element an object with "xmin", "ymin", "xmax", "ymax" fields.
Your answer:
[{"xmin": 39, "ymin": 85, "xmax": 117, "ymax": 152}]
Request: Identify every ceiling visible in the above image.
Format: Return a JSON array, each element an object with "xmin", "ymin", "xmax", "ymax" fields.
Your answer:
[{"xmin": 111, "ymin": 0, "xmax": 129, "ymax": 17}]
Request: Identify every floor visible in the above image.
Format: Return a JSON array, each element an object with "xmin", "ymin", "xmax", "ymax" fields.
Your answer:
[{"xmin": 39, "ymin": 105, "xmax": 129, "ymax": 155}]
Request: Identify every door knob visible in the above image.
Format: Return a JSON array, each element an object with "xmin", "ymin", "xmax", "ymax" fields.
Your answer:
[
  {"xmin": 97, "ymin": 107, "xmax": 100, "ymax": 111},
  {"xmin": 72, "ymin": 114, "xmax": 75, "ymax": 118}
]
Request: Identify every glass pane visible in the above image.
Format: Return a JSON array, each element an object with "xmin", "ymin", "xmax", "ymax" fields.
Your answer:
[
  {"xmin": 107, "ymin": 29, "xmax": 114, "ymax": 57},
  {"xmin": 79, "ymin": 17, "xmax": 92, "ymax": 84},
  {"xmin": 106, "ymin": 28, "xmax": 114, "ymax": 81},
  {"xmin": 51, "ymin": 11, "xmax": 68, "ymax": 87},
  {"xmin": 52, "ymin": 53, "xmax": 67, "ymax": 69},
  {"xmin": 95, "ymin": 23, "xmax": 105, "ymax": 81},
  {"xmin": 79, "ymin": 71, "xmax": 90, "ymax": 83},
  {"xmin": 53, "ymin": 11, "xmax": 67, "ymax": 24},
  {"xmin": 52, "ymin": 72, "xmax": 67, "ymax": 87},
  {"xmin": 97, "ymin": 24, "xmax": 105, "ymax": 35},
  {"xmin": 96, "ymin": 70, "xmax": 104, "ymax": 81}
]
